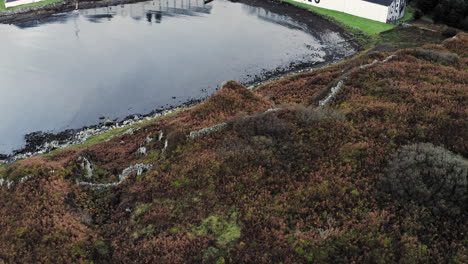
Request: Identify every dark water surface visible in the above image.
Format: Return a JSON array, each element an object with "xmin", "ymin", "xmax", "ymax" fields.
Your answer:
[{"xmin": 0, "ymin": 0, "xmax": 354, "ymax": 154}]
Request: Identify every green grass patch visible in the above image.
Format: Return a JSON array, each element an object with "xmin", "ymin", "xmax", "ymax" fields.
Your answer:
[
  {"xmin": 80, "ymin": 127, "xmax": 133, "ymax": 148},
  {"xmin": 281, "ymin": 0, "xmax": 395, "ymax": 35},
  {"xmin": 397, "ymin": 6, "xmax": 414, "ymax": 23},
  {"xmin": 0, "ymin": 0, "xmax": 63, "ymax": 11},
  {"xmin": 376, "ymin": 26, "xmax": 446, "ymax": 49}
]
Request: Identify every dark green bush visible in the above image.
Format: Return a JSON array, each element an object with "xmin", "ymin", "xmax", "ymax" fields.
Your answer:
[
  {"xmin": 433, "ymin": 0, "xmax": 468, "ymax": 29},
  {"xmin": 412, "ymin": 0, "xmax": 468, "ymax": 30},
  {"xmin": 442, "ymin": 28, "xmax": 458, "ymax": 38},
  {"xmin": 461, "ymin": 17, "xmax": 468, "ymax": 30},
  {"xmin": 413, "ymin": 8, "xmax": 424, "ymax": 20},
  {"xmin": 380, "ymin": 143, "xmax": 467, "ymax": 216},
  {"xmin": 412, "ymin": 0, "xmax": 439, "ymax": 13}
]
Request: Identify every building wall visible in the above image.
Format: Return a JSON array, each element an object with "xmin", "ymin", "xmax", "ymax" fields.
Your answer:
[
  {"xmin": 291, "ymin": 0, "xmax": 393, "ymax": 23},
  {"xmin": 387, "ymin": 0, "xmax": 406, "ymax": 22}
]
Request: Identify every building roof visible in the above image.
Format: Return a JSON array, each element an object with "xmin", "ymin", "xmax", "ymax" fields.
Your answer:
[{"xmin": 363, "ymin": 0, "xmax": 394, "ymax": 6}]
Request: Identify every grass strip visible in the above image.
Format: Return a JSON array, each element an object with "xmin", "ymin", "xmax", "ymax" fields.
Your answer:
[
  {"xmin": 1, "ymin": 0, "xmax": 63, "ymax": 11},
  {"xmin": 281, "ymin": 0, "xmax": 395, "ymax": 35}
]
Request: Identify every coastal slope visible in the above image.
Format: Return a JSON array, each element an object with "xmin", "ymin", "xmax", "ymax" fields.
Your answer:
[{"xmin": 0, "ymin": 30, "xmax": 467, "ymax": 263}]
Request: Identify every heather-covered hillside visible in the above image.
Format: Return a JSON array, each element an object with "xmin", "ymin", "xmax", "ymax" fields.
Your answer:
[{"xmin": 0, "ymin": 31, "xmax": 466, "ymax": 263}]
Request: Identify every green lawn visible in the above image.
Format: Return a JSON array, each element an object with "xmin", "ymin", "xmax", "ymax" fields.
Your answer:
[
  {"xmin": 0, "ymin": 0, "xmax": 63, "ymax": 11},
  {"xmin": 281, "ymin": 0, "xmax": 395, "ymax": 35}
]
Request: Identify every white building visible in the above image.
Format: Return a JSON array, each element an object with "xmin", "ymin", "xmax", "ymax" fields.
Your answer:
[{"xmin": 291, "ymin": 0, "xmax": 406, "ymax": 23}]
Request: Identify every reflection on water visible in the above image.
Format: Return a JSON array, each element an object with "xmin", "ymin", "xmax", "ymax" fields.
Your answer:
[
  {"xmin": 0, "ymin": 0, "xmax": 354, "ymax": 154},
  {"xmin": 81, "ymin": 0, "xmax": 213, "ymax": 23},
  {"xmin": 242, "ymin": 5, "xmax": 353, "ymax": 60},
  {"xmin": 16, "ymin": 0, "xmax": 213, "ymax": 28}
]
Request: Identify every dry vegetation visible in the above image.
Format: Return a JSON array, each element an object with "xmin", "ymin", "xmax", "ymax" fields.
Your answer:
[{"xmin": 0, "ymin": 31, "xmax": 467, "ymax": 263}]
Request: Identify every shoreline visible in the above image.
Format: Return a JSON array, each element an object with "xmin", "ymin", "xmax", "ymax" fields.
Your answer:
[
  {"xmin": 0, "ymin": 0, "xmax": 359, "ymax": 163},
  {"xmin": 0, "ymin": 0, "xmax": 150, "ymax": 24},
  {"xmin": 0, "ymin": 54, "xmax": 356, "ymax": 165}
]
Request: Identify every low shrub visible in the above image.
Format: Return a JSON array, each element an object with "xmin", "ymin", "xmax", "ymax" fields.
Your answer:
[
  {"xmin": 296, "ymin": 105, "xmax": 346, "ymax": 125},
  {"xmin": 410, "ymin": 48, "xmax": 460, "ymax": 66},
  {"xmin": 166, "ymin": 127, "xmax": 187, "ymax": 154},
  {"xmin": 380, "ymin": 143, "xmax": 467, "ymax": 216},
  {"xmin": 231, "ymin": 112, "xmax": 292, "ymax": 139},
  {"xmin": 442, "ymin": 28, "xmax": 458, "ymax": 38},
  {"xmin": 442, "ymin": 32, "xmax": 468, "ymax": 57}
]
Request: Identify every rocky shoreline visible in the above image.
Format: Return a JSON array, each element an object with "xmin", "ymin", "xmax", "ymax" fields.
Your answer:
[
  {"xmin": 0, "ymin": 99, "xmax": 200, "ymax": 165},
  {"xmin": 0, "ymin": 0, "xmax": 151, "ymax": 24},
  {"xmin": 0, "ymin": 55, "xmax": 350, "ymax": 165},
  {"xmin": 0, "ymin": 0, "xmax": 359, "ymax": 164}
]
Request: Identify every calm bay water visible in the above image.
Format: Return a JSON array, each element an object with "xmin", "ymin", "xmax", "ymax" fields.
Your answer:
[{"xmin": 0, "ymin": 0, "xmax": 354, "ymax": 154}]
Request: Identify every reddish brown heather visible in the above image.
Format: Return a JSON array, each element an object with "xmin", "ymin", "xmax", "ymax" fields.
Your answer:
[
  {"xmin": 257, "ymin": 53, "xmax": 389, "ymax": 105},
  {"xmin": 0, "ymin": 33, "xmax": 466, "ymax": 263}
]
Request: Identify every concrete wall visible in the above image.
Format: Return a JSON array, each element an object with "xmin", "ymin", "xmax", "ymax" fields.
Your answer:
[{"xmin": 292, "ymin": 0, "xmax": 393, "ymax": 23}]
